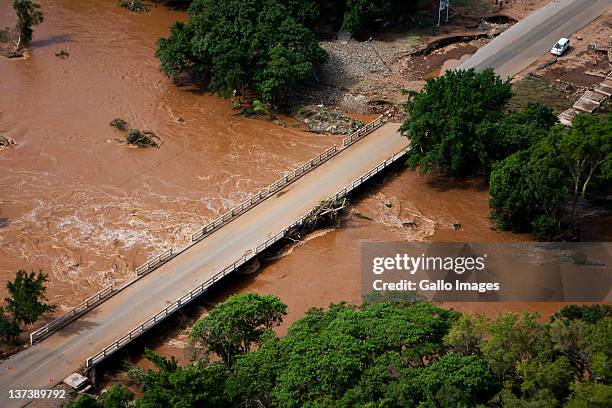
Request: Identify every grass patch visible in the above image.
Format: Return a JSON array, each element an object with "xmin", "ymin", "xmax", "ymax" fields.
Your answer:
[{"xmin": 509, "ymin": 74, "xmax": 574, "ymax": 114}]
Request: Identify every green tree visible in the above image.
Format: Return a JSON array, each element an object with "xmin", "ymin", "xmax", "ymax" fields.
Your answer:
[
  {"xmin": 487, "ymin": 102, "xmax": 558, "ymax": 164},
  {"xmin": 479, "ymin": 312, "xmax": 544, "ymax": 382},
  {"xmin": 0, "ymin": 306, "xmax": 20, "ymax": 345},
  {"xmin": 136, "ymin": 349, "xmax": 228, "ymax": 408},
  {"xmin": 190, "ymin": 293, "xmax": 286, "ymax": 365},
  {"xmin": 5, "ymin": 269, "xmax": 55, "ymax": 326},
  {"xmin": 343, "ymin": 0, "xmax": 425, "ymax": 36},
  {"xmin": 551, "ymin": 304, "xmax": 612, "ymax": 324},
  {"xmin": 227, "ymin": 301, "xmax": 459, "ymax": 407},
  {"xmin": 558, "ymin": 114, "xmax": 612, "ymax": 224},
  {"xmin": 156, "ymin": 0, "xmax": 326, "ymax": 106},
  {"xmin": 99, "ymin": 385, "xmax": 134, "ymax": 408},
  {"xmin": 400, "ymin": 69, "xmax": 513, "ymax": 177},
  {"xmin": 489, "ymin": 133, "xmax": 568, "ymax": 239},
  {"xmin": 565, "ymin": 382, "xmax": 612, "ymax": 408},
  {"xmin": 12, "ymin": 0, "xmax": 43, "ymax": 51}
]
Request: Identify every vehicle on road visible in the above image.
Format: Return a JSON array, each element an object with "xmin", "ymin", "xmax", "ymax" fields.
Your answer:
[{"xmin": 550, "ymin": 37, "xmax": 570, "ymax": 56}]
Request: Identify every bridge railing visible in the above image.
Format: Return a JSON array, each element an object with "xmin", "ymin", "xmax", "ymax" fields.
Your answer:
[
  {"xmin": 135, "ymin": 248, "xmax": 174, "ymax": 276},
  {"xmin": 84, "ymin": 144, "xmax": 409, "ymax": 369},
  {"xmin": 31, "ymin": 115, "xmax": 387, "ymax": 351},
  {"xmin": 342, "ymin": 116, "xmax": 384, "ymax": 148},
  {"xmin": 190, "ymin": 115, "xmax": 383, "ymax": 244},
  {"xmin": 30, "ymin": 284, "xmax": 114, "ymax": 345}
]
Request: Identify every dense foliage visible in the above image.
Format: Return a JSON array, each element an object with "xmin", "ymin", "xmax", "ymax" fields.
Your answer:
[
  {"xmin": 189, "ymin": 293, "xmax": 287, "ymax": 365},
  {"xmin": 156, "ymin": 0, "xmax": 327, "ymax": 105},
  {"xmin": 400, "ymin": 68, "xmax": 609, "ymax": 238},
  {"xmin": 490, "ymin": 114, "xmax": 611, "ymax": 239},
  {"xmin": 71, "ymin": 295, "xmax": 611, "ymax": 407},
  {"xmin": 5, "ymin": 269, "xmax": 55, "ymax": 326},
  {"xmin": 400, "ymin": 69, "xmax": 514, "ymax": 177},
  {"xmin": 12, "ymin": 0, "xmax": 43, "ymax": 48},
  {"xmin": 343, "ymin": 0, "xmax": 425, "ymax": 35},
  {"xmin": 0, "ymin": 306, "xmax": 20, "ymax": 345},
  {"xmin": 0, "ymin": 270, "xmax": 54, "ymax": 347}
]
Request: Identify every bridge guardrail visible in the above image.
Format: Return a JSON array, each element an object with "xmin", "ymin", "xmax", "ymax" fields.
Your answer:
[
  {"xmin": 190, "ymin": 115, "xmax": 383, "ymax": 244},
  {"xmin": 32, "ymin": 115, "xmax": 387, "ymax": 351},
  {"xmin": 84, "ymin": 144, "xmax": 409, "ymax": 368},
  {"xmin": 135, "ymin": 248, "xmax": 174, "ymax": 276},
  {"xmin": 30, "ymin": 284, "xmax": 114, "ymax": 345},
  {"xmin": 342, "ymin": 116, "xmax": 384, "ymax": 148}
]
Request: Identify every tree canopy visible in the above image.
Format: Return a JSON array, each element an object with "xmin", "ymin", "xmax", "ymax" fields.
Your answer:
[
  {"xmin": 156, "ymin": 0, "xmax": 327, "ymax": 105},
  {"xmin": 400, "ymin": 69, "xmax": 514, "ymax": 177},
  {"xmin": 108, "ymin": 294, "xmax": 611, "ymax": 407},
  {"xmin": 5, "ymin": 269, "xmax": 55, "ymax": 326},
  {"xmin": 343, "ymin": 0, "xmax": 425, "ymax": 36},
  {"xmin": 189, "ymin": 293, "xmax": 287, "ymax": 365},
  {"xmin": 12, "ymin": 0, "xmax": 43, "ymax": 49},
  {"xmin": 489, "ymin": 114, "xmax": 611, "ymax": 239}
]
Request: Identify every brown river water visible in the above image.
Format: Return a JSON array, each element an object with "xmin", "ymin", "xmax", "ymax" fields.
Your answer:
[{"xmin": 0, "ymin": 1, "xmax": 595, "ymax": 366}]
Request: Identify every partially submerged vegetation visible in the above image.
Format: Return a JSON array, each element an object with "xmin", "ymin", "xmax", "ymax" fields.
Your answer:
[
  {"xmin": 66, "ymin": 295, "xmax": 612, "ymax": 407},
  {"xmin": 400, "ymin": 68, "xmax": 611, "ymax": 240},
  {"xmin": 54, "ymin": 49, "xmax": 69, "ymax": 58},
  {"xmin": 0, "ymin": 135, "xmax": 16, "ymax": 148},
  {"xmin": 117, "ymin": 0, "xmax": 147, "ymax": 13},
  {"xmin": 490, "ymin": 113, "xmax": 611, "ymax": 240},
  {"xmin": 1, "ymin": 0, "xmax": 43, "ymax": 58},
  {"xmin": 156, "ymin": 0, "xmax": 327, "ymax": 107},
  {"xmin": 110, "ymin": 118, "xmax": 160, "ymax": 148},
  {"xmin": 125, "ymin": 129, "xmax": 160, "ymax": 148}
]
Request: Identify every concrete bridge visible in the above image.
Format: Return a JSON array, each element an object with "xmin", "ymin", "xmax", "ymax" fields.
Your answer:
[{"xmin": 0, "ymin": 119, "xmax": 409, "ymax": 408}]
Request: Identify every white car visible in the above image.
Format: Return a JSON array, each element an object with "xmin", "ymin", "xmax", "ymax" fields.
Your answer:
[{"xmin": 551, "ymin": 38, "xmax": 570, "ymax": 56}]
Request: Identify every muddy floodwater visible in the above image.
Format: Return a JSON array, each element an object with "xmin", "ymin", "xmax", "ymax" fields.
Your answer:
[
  {"xmin": 0, "ymin": 0, "xmax": 339, "ymax": 311},
  {"xmin": 0, "ymin": 0, "xmax": 585, "ymax": 356}
]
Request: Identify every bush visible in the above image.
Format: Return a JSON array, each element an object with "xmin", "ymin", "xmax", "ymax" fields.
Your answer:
[
  {"xmin": 117, "ymin": 0, "xmax": 146, "ymax": 12},
  {"xmin": 125, "ymin": 129, "xmax": 159, "ymax": 148},
  {"xmin": 109, "ymin": 118, "xmax": 129, "ymax": 132},
  {"xmin": 0, "ymin": 306, "xmax": 20, "ymax": 345}
]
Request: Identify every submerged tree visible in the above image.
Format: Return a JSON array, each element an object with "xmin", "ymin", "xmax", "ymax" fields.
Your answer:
[{"xmin": 12, "ymin": 0, "xmax": 43, "ymax": 52}]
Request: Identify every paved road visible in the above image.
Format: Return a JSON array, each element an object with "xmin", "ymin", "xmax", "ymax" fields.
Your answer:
[
  {"xmin": 0, "ymin": 123, "xmax": 407, "ymax": 408},
  {"xmin": 457, "ymin": 0, "xmax": 612, "ymax": 79}
]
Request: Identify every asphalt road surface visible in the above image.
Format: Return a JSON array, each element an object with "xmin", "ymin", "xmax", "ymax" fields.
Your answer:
[
  {"xmin": 457, "ymin": 0, "xmax": 612, "ymax": 79},
  {"xmin": 0, "ymin": 123, "xmax": 407, "ymax": 408}
]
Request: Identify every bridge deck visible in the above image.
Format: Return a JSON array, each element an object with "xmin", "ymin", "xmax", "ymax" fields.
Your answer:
[{"xmin": 0, "ymin": 122, "xmax": 407, "ymax": 408}]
